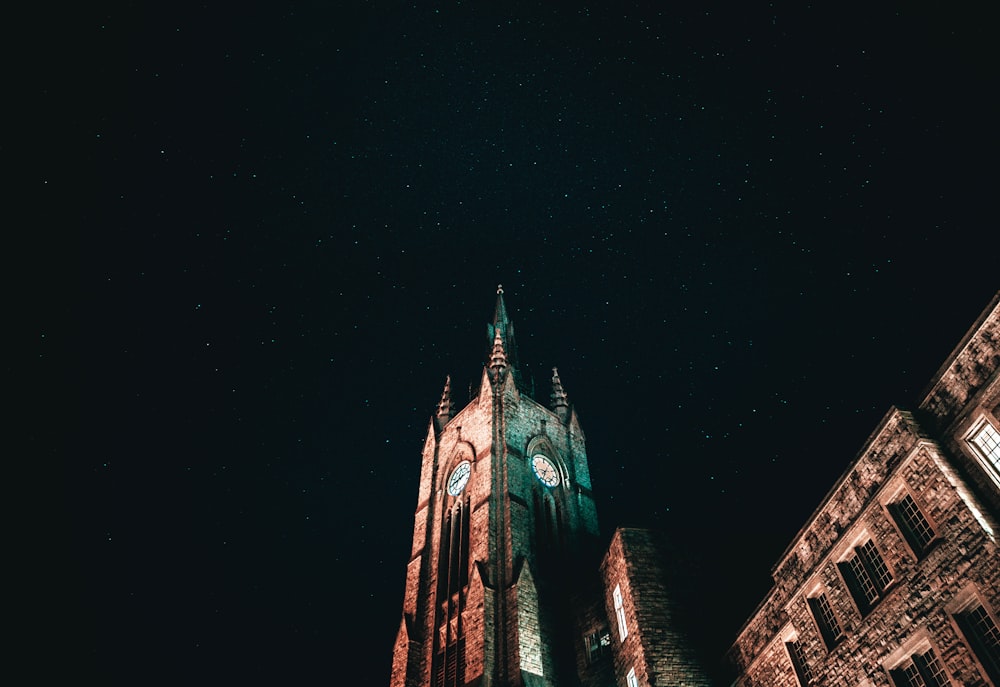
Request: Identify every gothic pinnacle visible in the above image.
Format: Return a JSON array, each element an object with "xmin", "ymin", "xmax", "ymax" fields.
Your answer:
[
  {"xmin": 550, "ymin": 367, "xmax": 569, "ymax": 411},
  {"xmin": 436, "ymin": 375, "xmax": 454, "ymax": 428},
  {"xmin": 489, "ymin": 325, "xmax": 508, "ymax": 376}
]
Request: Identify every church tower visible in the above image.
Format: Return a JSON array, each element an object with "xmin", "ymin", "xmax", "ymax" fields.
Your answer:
[{"xmin": 390, "ymin": 287, "xmax": 609, "ymax": 687}]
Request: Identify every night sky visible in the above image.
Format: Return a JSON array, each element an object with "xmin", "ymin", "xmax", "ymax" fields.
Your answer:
[{"xmin": 37, "ymin": 2, "xmax": 998, "ymax": 684}]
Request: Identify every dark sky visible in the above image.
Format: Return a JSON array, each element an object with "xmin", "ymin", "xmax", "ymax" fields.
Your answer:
[{"xmin": 38, "ymin": 2, "xmax": 998, "ymax": 684}]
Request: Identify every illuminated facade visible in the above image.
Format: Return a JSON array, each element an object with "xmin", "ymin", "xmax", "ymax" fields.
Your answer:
[
  {"xmin": 389, "ymin": 288, "xmax": 712, "ymax": 687},
  {"xmin": 728, "ymin": 292, "xmax": 1000, "ymax": 687}
]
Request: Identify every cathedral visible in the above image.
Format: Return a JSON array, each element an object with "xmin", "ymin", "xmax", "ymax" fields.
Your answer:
[
  {"xmin": 389, "ymin": 288, "xmax": 1000, "ymax": 687},
  {"xmin": 388, "ymin": 287, "xmax": 712, "ymax": 687}
]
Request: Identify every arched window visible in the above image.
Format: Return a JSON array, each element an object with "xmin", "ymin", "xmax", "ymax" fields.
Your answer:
[
  {"xmin": 533, "ymin": 490, "xmax": 564, "ymax": 564},
  {"xmin": 433, "ymin": 497, "xmax": 469, "ymax": 687},
  {"xmin": 437, "ymin": 499, "xmax": 469, "ymax": 598}
]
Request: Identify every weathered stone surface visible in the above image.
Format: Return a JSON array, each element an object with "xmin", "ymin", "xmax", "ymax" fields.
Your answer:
[
  {"xmin": 729, "ymin": 293, "xmax": 1000, "ymax": 687},
  {"xmin": 602, "ymin": 528, "xmax": 714, "ymax": 687},
  {"xmin": 390, "ymin": 293, "xmax": 614, "ymax": 687}
]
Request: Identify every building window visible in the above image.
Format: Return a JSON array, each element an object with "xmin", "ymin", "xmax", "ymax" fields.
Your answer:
[
  {"xmin": 613, "ymin": 584, "xmax": 628, "ymax": 641},
  {"xmin": 585, "ymin": 627, "xmax": 611, "ymax": 664},
  {"xmin": 890, "ymin": 493, "xmax": 935, "ymax": 554},
  {"xmin": 786, "ymin": 638, "xmax": 814, "ymax": 685},
  {"xmin": 839, "ymin": 538, "xmax": 893, "ymax": 615},
  {"xmin": 955, "ymin": 603, "xmax": 1000, "ymax": 684},
  {"xmin": 889, "ymin": 648, "xmax": 951, "ymax": 687},
  {"xmin": 969, "ymin": 419, "xmax": 1000, "ymax": 477},
  {"xmin": 808, "ymin": 592, "xmax": 844, "ymax": 647},
  {"xmin": 626, "ymin": 666, "xmax": 639, "ymax": 687}
]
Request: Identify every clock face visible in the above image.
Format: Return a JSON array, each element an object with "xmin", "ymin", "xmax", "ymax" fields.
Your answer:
[
  {"xmin": 447, "ymin": 461, "xmax": 472, "ymax": 496},
  {"xmin": 531, "ymin": 454, "xmax": 560, "ymax": 487}
]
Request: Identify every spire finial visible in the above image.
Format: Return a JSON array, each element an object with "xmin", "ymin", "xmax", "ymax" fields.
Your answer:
[
  {"xmin": 497, "ymin": 283, "xmax": 503, "ymax": 295},
  {"xmin": 550, "ymin": 367, "xmax": 569, "ymax": 410},
  {"xmin": 436, "ymin": 375, "xmax": 454, "ymax": 429}
]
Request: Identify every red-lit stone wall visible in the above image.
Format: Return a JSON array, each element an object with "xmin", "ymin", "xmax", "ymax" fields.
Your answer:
[
  {"xmin": 919, "ymin": 293, "xmax": 1000, "ymax": 429},
  {"xmin": 391, "ymin": 361, "xmax": 610, "ymax": 686},
  {"xmin": 921, "ymin": 292, "xmax": 1000, "ymax": 517},
  {"xmin": 729, "ymin": 293, "xmax": 1000, "ymax": 687}
]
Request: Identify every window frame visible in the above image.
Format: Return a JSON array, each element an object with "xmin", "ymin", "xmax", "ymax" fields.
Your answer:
[
  {"xmin": 887, "ymin": 491, "xmax": 937, "ymax": 558},
  {"xmin": 786, "ymin": 636, "xmax": 814, "ymax": 685},
  {"xmin": 888, "ymin": 648, "xmax": 952, "ymax": 687},
  {"xmin": 584, "ymin": 626, "xmax": 611, "ymax": 664},
  {"xmin": 947, "ymin": 587, "xmax": 1000, "ymax": 687},
  {"xmin": 966, "ymin": 415, "xmax": 1000, "ymax": 488},
  {"xmin": 837, "ymin": 535, "xmax": 894, "ymax": 616},
  {"xmin": 883, "ymin": 631, "xmax": 954, "ymax": 687},
  {"xmin": 613, "ymin": 584, "xmax": 629, "ymax": 642},
  {"xmin": 808, "ymin": 590, "xmax": 845, "ymax": 648}
]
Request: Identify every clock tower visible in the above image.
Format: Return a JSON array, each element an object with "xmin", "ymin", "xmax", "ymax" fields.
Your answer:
[{"xmin": 389, "ymin": 287, "xmax": 611, "ymax": 687}]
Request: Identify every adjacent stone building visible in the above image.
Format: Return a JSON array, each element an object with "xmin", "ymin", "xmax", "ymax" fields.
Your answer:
[
  {"xmin": 389, "ymin": 288, "xmax": 712, "ymax": 687},
  {"xmin": 728, "ymin": 291, "xmax": 1000, "ymax": 687},
  {"xmin": 601, "ymin": 528, "xmax": 709, "ymax": 687}
]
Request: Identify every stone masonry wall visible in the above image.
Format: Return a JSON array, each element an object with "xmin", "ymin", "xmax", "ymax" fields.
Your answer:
[
  {"xmin": 602, "ymin": 530, "xmax": 647, "ymax": 687},
  {"xmin": 602, "ymin": 528, "xmax": 714, "ymax": 687},
  {"xmin": 730, "ymin": 296, "xmax": 1000, "ymax": 687},
  {"xmin": 730, "ymin": 433, "xmax": 1000, "ymax": 687},
  {"xmin": 621, "ymin": 528, "xmax": 714, "ymax": 687},
  {"xmin": 919, "ymin": 293, "xmax": 1000, "ymax": 431},
  {"xmin": 729, "ymin": 408, "xmax": 924, "ymax": 671},
  {"xmin": 927, "ymin": 298, "xmax": 1000, "ymax": 519}
]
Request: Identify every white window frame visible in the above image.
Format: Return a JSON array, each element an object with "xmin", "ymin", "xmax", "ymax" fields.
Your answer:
[
  {"xmin": 626, "ymin": 666, "xmax": 639, "ymax": 687},
  {"xmin": 613, "ymin": 584, "xmax": 628, "ymax": 641},
  {"xmin": 967, "ymin": 415, "xmax": 1000, "ymax": 487}
]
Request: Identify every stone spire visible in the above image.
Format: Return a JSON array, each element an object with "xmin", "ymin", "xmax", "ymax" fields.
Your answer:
[
  {"xmin": 488, "ymin": 284, "xmax": 523, "ymax": 390},
  {"xmin": 550, "ymin": 367, "xmax": 570, "ymax": 421},
  {"xmin": 493, "ymin": 284, "xmax": 511, "ymax": 340},
  {"xmin": 435, "ymin": 375, "xmax": 454, "ymax": 431}
]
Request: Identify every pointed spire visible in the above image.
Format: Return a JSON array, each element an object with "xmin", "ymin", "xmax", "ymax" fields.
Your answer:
[
  {"xmin": 490, "ymin": 284, "xmax": 516, "ymax": 357},
  {"xmin": 488, "ymin": 283, "xmax": 521, "ymax": 382},
  {"xmin": 550, "ymin": 367, "xmax": 570, "ymax": 421},
  {"xmin": 493, "ymin": 283, "xmax": 510, "ymax": 336},
  {"xmin": 435, "ymin": 375, "xmax": 454, "ymax": 430}
]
